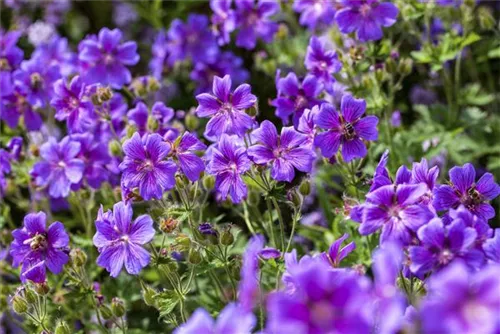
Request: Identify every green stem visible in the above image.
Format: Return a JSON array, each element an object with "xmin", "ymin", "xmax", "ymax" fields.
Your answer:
[
  {"xmin": 265, "ymin": 199, "xmax": 278, "ymax": 248},
  {"xmin": 271, "ymin": 198, "xmax": 286, "ymax": 251}
]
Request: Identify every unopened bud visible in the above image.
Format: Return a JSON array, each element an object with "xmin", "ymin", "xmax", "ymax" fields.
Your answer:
[
  {"xmin": 148, "ymin": 77, "xmax": 160, "ymax": 92},
  {"xmin": 147, "ymin": 115, "xmax": 159, "ymax": 132},
  {"xmin": 70, "ymin": 248, "xmax": 87, "ymax": 267},
  {"xmin": 34, "ymin": 282, "xmax": 50, "ymax": 295},
  {"xmin": 299, "ymin": 179, "xmax": 311, "ymax": 196},
  {"xmin": 245, "ymin": 105, "xmax": 258, "ymax": 117},
  {"xmin": 385, "ymin": 57, "xmax": 397, "ymax": 74},
  {"xmin": 24, "ymin": 287, "xmax": 37, "ymax": 304},
  {"xmin": 185, "ymin": 113, "xmax": 199, "ymax": 131},
  {"xmin": 54, "ymin": 321, "xmax": 71, "ymax": 334},
  {"xmin": 109, "ymin": 140, "xmax": 122, "ymax": 157},
  {"xmin": 126, "ymin": 125, "xmax": 138, "ymax": 139},
  {"xmin": 478, "ymin": 7, "xmax": 495, "ymax": 30},
  {"xmin": 202, "ymin": 175, "xmax": 215, "ymax": 190},
  {"xmin": 288, "ymin": 190, "xmax": 302, "ymax": 207},
  {"xmin": 188, "ymin": 248, "xmax": 202, "ymax": 264},
  {"xmin": 398, "ymin": 58, "xmax": 413, "ymax": 76},
  {"xmin": 111, "ymin": 297, "xmax": 125, "ymax": 317},
  {"xmin": 220, "ymin": 228, "xmax": 234, "ymax": 246},
  {"xmin": 99, "ymin": 304, "xmax": 113, "ymax": 320},
  {"xmin": 12, "ymin": 295, "xmax": 28, "ymax": 314}
]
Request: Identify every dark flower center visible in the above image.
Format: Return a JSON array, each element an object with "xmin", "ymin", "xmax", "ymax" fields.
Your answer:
[
  {"xmin": 342, "ymin": 121, "xmax": 356, "ymax": 140},
  {"xmin": 0, "ymin": 58, "xmax": 10, "ymax": 71},
  {"xmin": 30, "ymin": 73, "xmax": 43, "ymax": 89}
]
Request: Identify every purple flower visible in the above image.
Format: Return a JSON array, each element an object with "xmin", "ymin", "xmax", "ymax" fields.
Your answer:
[
  {"xmin": 1, "ymin": 81, "xmax": 44, "ymax": 131},
  {"xmin": 239, "ymin": 235, "xmax": 264, "ymax": 311},
  {"xmin": 483, "ymin": 229, "xmax": 500, "ymax": 263},
  {"xmin": 448, "ymin": 205, "xmax": 492, "ymax": 246},
  {"xmin": 370, "ymin": 150, "xmax": 391, "ymax": 191},
  {"xmin": 31, "ymin": 136, "xmax": 85, "ymax": 198},
  {"xmin": 149, "ymin": 30, "xmax": 169, "ymax": 79},
  {"xmin": 293, "ymin": 0, "xmax": 336, "ymax": 30},
  {"xmin": 78, "ymin": 28, "xmax": 139, "ymax": 88},
  {"xmin": 13, "ymin": 57, "xmax": 61, "ymax": 107},
  {"xmin": 320, "ymin": 233, "xmax": 356, "ymax": 267},
  {"xmin": 359, "ymin": 183, "xmax": 435, "ymax": 245},
  {"xmin": 120, "ymin": 133, "xmax": 177, "ymax": 201},
  {"xmin": 93, "ymin": 201, "xmax": 155, "ymax": 277},
  {"xmin": 304, "ymin": 36, "xmax": 342, "ymax": 93},
  {"xmin": 72, "ymin": 133, "xmax": 112, "ymax": 190},
  {"xmin": 51, "ymin": 75, "xmax": 94, "ymax": 133},
  {"xmin": 7, "ymin": 136, "xmax": 22, "ymax": 160},
  {"xmin": 190, "ymin": 51, "xmax": 249, "ymax": 94},
  {"xmin": 31, "ymin": 35, "xmax": 76, "ymax": 77},
  {"xmin": 174, "ymin": 303, "xmax": 255, "ymax": 334},
  {"xmin": 372, "ymin": 243, "xmax": 406, "ymax": 334},
  {"xmin": 420, "ymin": 261, "xmax": 500, "ymax": 334},
  {"xmin": 409, "ymin": 218, "xmax": 484, "ymax": 276},
  {"xmin": 391, "ymin": 110, "xmax": 401, "ymax": 127},
  {"xmin": 335, "ymin": 0, "xmax": 399, "ymax": 42},
  {"xmin": 235, "ymin": 0, "xmax": 279, "ymax": 50},
  {"xmin": 296, "ymin": 106, "xmax": 319, "ymax": 147},
  {"xmin": 433, "ymin": 163, "xmax": 500, "ymax": 220},
  {"xmin": 210, "ymin": 0, "xmax": 236, "ymax": 45},
  {"xmin": 10, "ymin": 212, "xmax": 69, "ymax": 283},
  {"xmin": 208, "ymin": 135, "xmax": 251, "ymax": 203},
  {"xmin": 267, "ymin": 260, "xmax": 372, "ymax": 333},
  {"xmin": 127, "ymin": 101, "xmax": 175, "ymax": 136},
  {"xmin": 248, "ymin": 121, "xmax": 315, "ymax": 182},
  {"xmin": 272, "ymin": 72, "xmax": 323, "ymax": 126},
  {"xmin": 0, "ymin": 30, "xmax": 23, "ymax": 97},
  {"xmin": 195, "ymin": 75, "xmax": 257, "ymax": 139},
  {"xmin": 168, "ymin": 132, "xmax": 207, "ymax": 182},
  {"xmin": 167, "ymin": 14, "xmax": 219, "ymax": 65},
  {"xmin": 314, "ymin": 95, "xmax": 379, "ymax": 162},
  {"xmin": 198, "ymin": 222, "xmax": 217, "ymax": 236}
]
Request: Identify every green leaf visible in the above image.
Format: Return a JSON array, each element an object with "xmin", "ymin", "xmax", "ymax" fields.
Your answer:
[
  {"xmin": 460, "ymin": 33, "xmax": 481, "ymax": 48},
  {"xmin": 411, "ymin": 50, "xmax": 432, "ymax": 63},
  {"xmin": 157, "ymin": 290, "xmax": 180, "ymax": 320}
]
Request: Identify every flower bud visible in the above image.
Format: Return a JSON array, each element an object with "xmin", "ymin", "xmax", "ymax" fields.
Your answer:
[
  {"xmin": 288, "ymin": 190, "xmax": 303, "ymax": 207},
  {"xmin": 54, "ymin": 321, "xmax": 71, "ymax": 334},
  {"xmin": 99, "ymin": 304, "xmax": 113, "ymax": 320},
  {"xmin": 109, "ymin": 140, "xmax": 122, "ymax": 157},
  {"xmin": 12, "ymin": 295, "xmax": 28, "ymax": 314},
  {"xmin": 202, "ymin": 175, "xmax": 215, "ymax": 190},
  {"xmin": 245, "ymin": 105, "xmax": 258, "ymax": 117},
  {"xmin": 220, "ymin": 228, "xmax": 234, "ymax": 246},
  {"xmin": 160, "ymin": 217, "xmax": 179, "ymax": 233},
  {"xmin": 147, "ymin": 115, "xmax": 159, "ymax": 132},
  {"xmin": 126, "ymin": 125, "xmax": 137, "ymax": 139},
  {"xmin": 141, "ymin": 283, "xmax": 157, "ymax": 307},
  {"xmin": 188, "ymin": 248, "xmax": 202, "ymax": 264},
  {"xmin": 398, "ymin": 58, "xmax": 413, "ymax": 76},
  {"xmin": 385, "ymin": 57, "xmax": 397, "ymax": 74},
  {"xmin": 299, "ymin": 179, "xmax": 311, "ymax": 196},
  {"xmin": 147, "ymin": 77, "xmax": 160, "ymax": 92},
  {"xmin": 175, "ymin": 174, "xmax": 188, "ymax": 189},
  {"xmin": 24, "ymin": 287, "xmax": 37, "ymax": 304},
  {"xmin": 34, "ymin": 282, "xmax": 50, "ymax": 295},
  {"xmin": 185, "ymin": 113, "xmax": 199, "ymax": 131},
  {"xmin": 111, "ymin": 297, "xmax": 126, "ymax": 317},
  {"xmin": 478, "ymin": 7, "xmax": 495, "ymax": 30},
  {"xmin": 70, "ymin": 248, "xmax": 87, "ymax": 267}
]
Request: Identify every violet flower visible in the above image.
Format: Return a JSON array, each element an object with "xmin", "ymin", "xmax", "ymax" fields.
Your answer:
[
  {"xmin": 335, "ymin": 0, "xmax": 399, "ymax": 42},
  {"xmin": 93, "ymin": 201, "xmax": 155, "ymax": 277},
  {"xmin": 239, "ymin": 235, "xmax": 264, "ymax": 312},
  {"xmin": 168, "ymin": 132, "xmax": 207, "ymax": 182},
  {"xmin": 483, "ymin": 229, "xmax": 500, "ymax": 263},
  {"xmin": 235, "ymin": 0, "xmax": 279, "ymax": 50},
  {"xmin": 359, "ymin": 183, "xmax": 435, "ymax": 245},
  {"xmin": 195, "ymin": 75, "xmax": 257, "ymax": 139},
  {"xmin": 120, "ymin": 133, "xmax": 177, "ymax": 201},
  {"xmin": 272, "ymin": 72, "xmax": 323, "ymax": 126},
  {"xmin": 320, "ymin": 233, "xmax": 356, "ymax": 267},
  {"xmin": 10, "ymin": 212, "xmax": 69, "ymax": 283},
  {"xmin": 31, "ymin": 136, "xmax": 85, "ymax": 198},
  {"xmin": 208, "ymin": 135, "xmax": 251, "ymax": 203},
  {"xmin": 51, "ymin": 75, "xmax": 94, "ymax": 133},
  {"xmin": 296, "ymin": 106, "xmax": 319, "ymax": 147},
  {"xmin": 314, "ymin": 95, "xmax": 379, "ymax": 162},
  {"xmin": 248, "ymin": 120, "xmax": 315, "ymax": 182},
  {"xmin": 293, "ymin": 0, "xmax": 336, "ymax": 30},
  {"xmin": 433, "ymin": 163, "xmax": 500, "ymax": 220},
  {"xmin": 210, "ymin": 0, "xmax": 236, "ymax": 46},
  {"xmin": 419, "ymin": 261, "xmax": 500, "ymax": 334},
  {"xmin": 266, "ymin": 260, "xmax": 372, "ymax": 333},
  {"xmin": 78, "ymin": 28, "xmax": 139, "ymax": 88},
  {"xmin": 174, "ymin": 303, "xmax": 255, "ymax": 334},
  {"xmin": 409, "ymin": 218, "xmax": 484, "ymax": 276},
  {"xmin": 127, "ymin": 101, "xmax": 174, "ymax": 136},
  {"xmin": 304, "ymin": 36, "xmax": 342, "ymax": 93}
]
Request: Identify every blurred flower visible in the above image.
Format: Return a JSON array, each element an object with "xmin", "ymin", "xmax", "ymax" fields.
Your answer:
[
  {"xmin": 210, "ymin": 0, "xmax": 236, "ymax": 45},
  {"xmin": 483, "ymin": 229, "xmax": 500, "ymax": 263},
  {"xmin": 391, "ymin": 110, "xmax": 401, "ymax": 127},
  {"xmin": 304, "ymin": 36, "xmax": 341, "ymax": 93},
  {"xmin": 234, "ymin": 0, "xmax": 279, "ymax": 50},
  {"xmin": 239, "ymin": 235, "xmax": 264, "ymax": 311},
  {"xmin": 293, "ymin": 0, "xmax": 336, "ymax": 30}
]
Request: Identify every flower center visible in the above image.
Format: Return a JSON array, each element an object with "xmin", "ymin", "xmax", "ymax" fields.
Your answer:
[
  {"xmin": 310, "ymin": 300, "xmax": 334, "ymax": 328},
  {"xmin": 360, "ymin": 3, "xmax": 372, "ymax": 17},
  {"xmin": 69, "ymin": 97, "xmax": 80, "ymax": 109},
  {"xmin": 25, "ymin": 233, "xmax": 48, "ymax": 251},
  {"xmin": 438, "ymin": 249, "xmax": 453, "ymax": 265},
  {"xmin": 120, "ymin": 235, "xmax": 130, "ymax": 243},
  {"xmin": 463, "ymin": 301, "xmax": 490, "ymax": 324},
  {"xmin": 141, "ymin": 159, "xmax": 154, "ymax": 172},
  {"xmin": 319, "ymin": 61, "xmax": 329, "ymax": 71},
  {"xmin": 104, "ymin": 54, "xmax": 114, "ymax": 65},
  {"xmin": 220, "ymin": 102, "xmax": 233, "ymax": 114},
  {"xmin": 342, "ymin": 121, "xmax": 356, "ymax": 140},
  {"xmin": 30, "ymin": 73, "xmax": 43, "ymax": 89},
  {"xmin": 295, "ymin": 94, "xmax": 308, "ymax": 110},
  {"xmin": 0, "ymin": 58, "xmax": 10, "ymax": 71}
]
